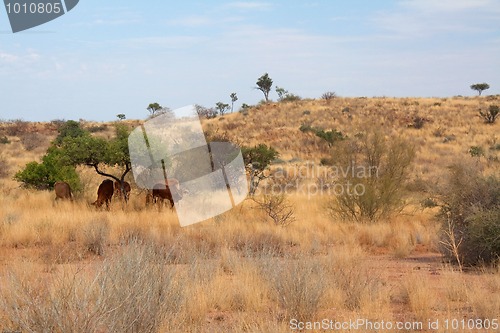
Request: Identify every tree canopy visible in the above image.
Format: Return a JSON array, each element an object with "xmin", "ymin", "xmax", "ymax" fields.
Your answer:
[
  {"xmin": 470, "ymin": 83, "xmax": 490, "ymax": 96},
  {"xmin": 15, "ymin": 120, "xmax": 132, "ymax": 201},
  {"xmin": 256, "ymin": 73, "xmax": 273, "ymax": 103},
  {"xmin": 60, "ymin": 124, "xmax": 132, "ymax": 198},
  {"xmin": 241, "ymin": 144, "xmax": 279, "ymax": 196}
]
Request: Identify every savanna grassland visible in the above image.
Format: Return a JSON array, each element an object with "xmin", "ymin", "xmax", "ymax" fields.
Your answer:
[{"xmin": 0, "ymin": 96, "xmax": 499, "ymax": 332}]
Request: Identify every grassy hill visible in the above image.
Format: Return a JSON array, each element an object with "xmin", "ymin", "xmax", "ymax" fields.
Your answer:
[{"xmin": 0, "ymin": 96, "xmax": 499, "ymax": 332}]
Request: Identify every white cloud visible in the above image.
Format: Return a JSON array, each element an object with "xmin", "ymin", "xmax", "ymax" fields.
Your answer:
[
  {"xmin": 0, "ymin": 51, "xmax": 19, "ymax": 63},
  {"xmin": 400, "ymin": 0, "xmax": 493, "ymax": 12},
  {"xmin": 167, "ymin": 15, "xmax": 213, "ymax": 27},
  {"xmin": 0, "ymin": 50, "xmax": 40, "ymax": 68},
  {"xmin": 372, "ymin": 0, "xmax": 500, "ymax": 38},
  {"xmin": 70, "ymin": 7, "xmax": 143, "ymax": 27},
  {"xmin": 117, "ymin": 35, "xmax": 206, "ymax": 49},
  {"xmin": 224, "ymin": 2, "xmax": 272, "ymax": 10}
]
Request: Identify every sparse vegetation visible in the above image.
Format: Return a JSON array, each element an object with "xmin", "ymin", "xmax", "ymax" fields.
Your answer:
[
  {"xmin": 1, "ymin": 96, "xmax": 500, "ymax": 332},
  {"xmin": 20, "ymin": 132, "xmax": 46, "ymax": 151},
  {"xmin": 276, "ymin": 86, "xmax": 301, "ymax": 102},
  {"xmin": 322, "ymin": 91, "xmax": 337, "ymax": 100},
  {"xmin": 195, "ymin": 104, "xmax": 217, "ymax": 119},
  {"xmin": 5, "ymin": 119, "xmax": 30, "ymax": 136},
  {"xmin": 252, "ymin": 193, "xmax": 296, "ymax": 227}
]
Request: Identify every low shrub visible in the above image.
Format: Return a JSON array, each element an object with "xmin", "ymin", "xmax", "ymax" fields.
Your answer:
[
  {"xmin": 322, "ymin": 91, "xmax": 337, "ymax": 100},
  {"xmin": 260, "ymin": 258, "xmax": 326, "ymax": 321},
  {"xmin": 0, "ymin": 155, "xmax": 9, "ymax": 179},
  {"xmin": 479, "ymin": 104, "xmax": 499, "ymax": 124},
  {"xmin": 437, "ymin": 163, "xmax": 500, "ymax": 266},
  {"xmin": 328, "ymin": 129, "xmax": 415, "ymax": 222},
  {"xmin": 20, "ymin": 133, "xmax": 46, "ymax": 151},
  {"xmin": 0, "ymin": 135, "xmax": 10, "ymax": 144}
]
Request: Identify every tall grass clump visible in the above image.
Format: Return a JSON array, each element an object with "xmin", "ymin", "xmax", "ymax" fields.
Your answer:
[
  {"xmin": 259, "ymin": 257, "xmax": 326, "ymax": 321},
  {"xmin": 0, "ymin": 241, "xmax": 181, "ymax": 333}
]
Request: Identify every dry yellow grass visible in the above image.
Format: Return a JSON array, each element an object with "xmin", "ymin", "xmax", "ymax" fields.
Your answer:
[{"xmin": 1, "ymin": 97, "xmax": 499, "ymax": 332}]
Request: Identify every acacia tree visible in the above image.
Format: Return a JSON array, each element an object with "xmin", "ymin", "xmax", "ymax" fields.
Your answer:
[
  {"xmin": 276, "ymin": 86, "xmax": 289, "ymax": 101},
  {"xmin": 195, "ymin": 104, "xmax": 218, "ymax": 119},
  {"xmin": 470, "ymin": 83, "xmax": 490, "ymax": 96},
  {"xmin": 230, "ymin": 93, "xmax": 238, "ymax": 113},
  {"xmin": 147, "ymin": 102, "xmax": 171, "ymax": 118},
  {"xmin": 215, "ymin": 102, "xmax": 230, "ymax": 116},
  {"xmin": 256, "ymin": 73, "xmax": 273, "ymax": 103},
  {"xmin": 241, "ymin": 144, "xmax": 279, "ymax": 196},
  {"xmin": 61, "ymin": 124, "xmax": 132, "ymax": 202}
]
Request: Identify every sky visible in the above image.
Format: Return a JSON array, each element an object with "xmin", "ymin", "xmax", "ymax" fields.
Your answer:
[{"xmin": 0, "ymin": 0, "xmax": 499, "ymax": 121}]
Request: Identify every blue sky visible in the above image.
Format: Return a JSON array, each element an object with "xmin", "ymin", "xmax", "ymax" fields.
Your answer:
[{"xmin": 1, "ymin": 0, "xmax": 499, "ymax": 121}]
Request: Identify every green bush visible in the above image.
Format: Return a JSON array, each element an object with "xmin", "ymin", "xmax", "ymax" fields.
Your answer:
[
  {"xmin": 299, "ymin": 123, "xmax": 314, "ymax": 133},
  {"xmin": 315, "ymin": 128, "xmax": 345, "ymax": 146},
  {"xmin": 242, "ymin": 144, "xmax": 279, "ymax": 196},
  {"xmin": 328, "ymin": 129, "xmax": 415, "ymax": 222},
  {"xmin": 469, "ymin": 146, "xmax": 484, "ymax": 157},
  {"xmin": 479, "ymin": 104, "xmax": 499, "ymax": 124},
  {"xmin": 437, "ymin": 163, "xmax": 500, "ymax": 266},
  {"xmin": 298, "ymin": 124, "xmax": 345, "ymax": 146},
  {"xmin": 466, "ymin": 208, "xmax": 500, "ymax": 264},
  {"xmin": 14, "ymin": 147, "xmax": 81, "ymax": 191},
  {"xmin": 53, "ymin": 120, "xmax": 86, "ymax": 146},
  {"xmin": 0, "ymin": 135, "xmax": 10, "ymax": 144}
]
